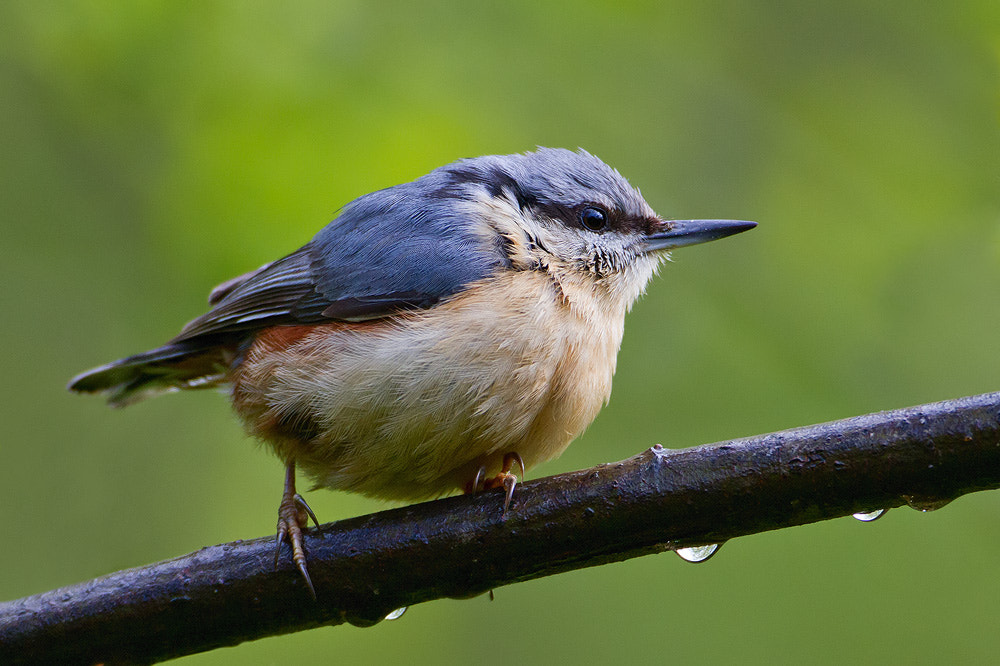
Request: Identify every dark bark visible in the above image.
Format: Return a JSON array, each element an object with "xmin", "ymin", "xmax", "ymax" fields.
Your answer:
[{"xmin": 3, "ymin": 391, "xmax": 1000, "ymax": 665}]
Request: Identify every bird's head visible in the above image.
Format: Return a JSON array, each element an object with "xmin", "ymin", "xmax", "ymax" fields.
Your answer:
[{"xmin": 428, "ymin": 147, "xmax": 755, "ymax": 310}]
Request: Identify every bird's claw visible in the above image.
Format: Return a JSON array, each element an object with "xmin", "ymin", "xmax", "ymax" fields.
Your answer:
[
  {"xmin": 501, "ymin": 473, "xmax": 517, "ymax": 514},
  {"xmin": 294, "ymin": 492, "xmax": 320, "ymax": 529}
]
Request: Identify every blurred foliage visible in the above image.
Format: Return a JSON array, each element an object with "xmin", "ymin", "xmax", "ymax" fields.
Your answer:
[{"xmin": 2, "ymin": 1, "xmax": 999, "ymax": 664}]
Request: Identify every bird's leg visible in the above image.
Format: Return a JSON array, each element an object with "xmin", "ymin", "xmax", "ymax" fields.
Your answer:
[
  {"xmin": 480, "ymin": 451, "xmax": 525, "ymax": 514},
  {"xmin": 274, "ymin": 460, "xmax": 320, "ymax": 598}
]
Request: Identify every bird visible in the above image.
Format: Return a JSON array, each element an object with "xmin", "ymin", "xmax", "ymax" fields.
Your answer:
[{"xmin": 69, "ymin": 147, "xmax": 755, "ymax": 596}]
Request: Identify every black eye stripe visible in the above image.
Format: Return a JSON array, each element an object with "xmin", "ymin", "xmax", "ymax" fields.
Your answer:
[{"xmin": 579, "ymin": 206, "xmax": 609, "ymax": 232}]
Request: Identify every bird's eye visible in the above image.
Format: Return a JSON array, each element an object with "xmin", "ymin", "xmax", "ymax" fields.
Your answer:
[{"xmin": 579, "ymin": 206, "xmax": 609, "ymax": 232}]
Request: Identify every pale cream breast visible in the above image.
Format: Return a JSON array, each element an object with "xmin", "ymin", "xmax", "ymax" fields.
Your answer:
[{"xmin": 232, "ymin": 267, "xmax": 631, "ymax": 500}]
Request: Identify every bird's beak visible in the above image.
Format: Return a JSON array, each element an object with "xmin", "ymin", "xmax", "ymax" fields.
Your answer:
[{"xmin": 641, "ymin": 219, "xmax": 757, "ymax": 253}]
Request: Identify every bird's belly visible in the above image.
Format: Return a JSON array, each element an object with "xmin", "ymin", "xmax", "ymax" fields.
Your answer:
[{"xmin": 231, "ymin": 272, "xmax": 625, "ymax": 500}]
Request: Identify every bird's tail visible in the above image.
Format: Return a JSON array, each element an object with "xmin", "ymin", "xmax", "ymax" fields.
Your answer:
[{"xmin": 68, "ymin": 341, "xmax": 234, "ymax": 408}]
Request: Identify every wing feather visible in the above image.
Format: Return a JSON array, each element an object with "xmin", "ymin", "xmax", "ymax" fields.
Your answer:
[{"xmin": 171, "ymin": 172, "xmax": 509, "ymax": 345}]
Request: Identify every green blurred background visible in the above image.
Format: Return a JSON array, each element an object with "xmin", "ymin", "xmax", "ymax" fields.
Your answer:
[{"xmin": 3, "ymin": 1, "xmax": 999, "ymax": 663}]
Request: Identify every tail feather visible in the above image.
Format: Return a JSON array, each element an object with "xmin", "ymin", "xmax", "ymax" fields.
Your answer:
[{"xmin": 69, "ymin": 342, "xmax": 233, "ymax": 407}]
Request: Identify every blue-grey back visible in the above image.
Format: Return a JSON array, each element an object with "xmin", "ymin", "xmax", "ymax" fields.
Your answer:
[
  {"xmin": 307, "ymin": 175, "xmax": 506, "ymax": 320},
  {"xmin": 173, "ymin": 147, "xmax": 642, "ymax": 342}
]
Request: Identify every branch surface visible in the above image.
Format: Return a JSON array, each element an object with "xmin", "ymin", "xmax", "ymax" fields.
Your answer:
[{"xmin": 3, "ymin": 392, "xmax": 1000, "ymax": 664}]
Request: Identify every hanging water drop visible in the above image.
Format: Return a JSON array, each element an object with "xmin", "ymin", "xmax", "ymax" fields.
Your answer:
[
  {"xmin": 853, "ymin": 509, "xmax": 887, "ymax": 522},
  {"xmin": 384, "ymin": 606, "xmax": 407, "ymax": 621},
  {"xmin": 675, "ymin": 543, "xmax": 721, "ymax": 563}
]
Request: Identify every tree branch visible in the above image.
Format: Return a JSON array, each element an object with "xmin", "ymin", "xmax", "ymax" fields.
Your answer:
[{"xmin": 4, "ymin": 391, "xmax": 1000, "ymax": 665}]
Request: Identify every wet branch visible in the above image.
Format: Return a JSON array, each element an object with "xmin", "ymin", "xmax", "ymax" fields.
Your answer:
[{"xmin": 3, "ymin": 391, "xmax": 1000, "ymax": 665}]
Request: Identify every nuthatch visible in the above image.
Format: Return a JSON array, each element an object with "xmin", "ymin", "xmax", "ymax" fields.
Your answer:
[{"xmin": 70, "ymin": 147, "xmax": 755, "ymax": 595}]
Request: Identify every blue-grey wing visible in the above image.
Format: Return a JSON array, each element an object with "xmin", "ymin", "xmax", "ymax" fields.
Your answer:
[{"xmin": 174, "ymin": 183, "xmax": 505, "ymax": 343}]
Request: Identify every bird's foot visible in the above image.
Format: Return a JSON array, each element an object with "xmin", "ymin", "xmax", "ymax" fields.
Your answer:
[
  {"xmin": 474, "ymin": 452, "xmax": 525, "ymax": 514},
  {"xmin": 274, "ymin": 461, "xmax": 320, "ymax": 598}
]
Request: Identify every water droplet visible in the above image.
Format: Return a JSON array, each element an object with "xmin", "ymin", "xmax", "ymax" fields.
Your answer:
[
  {"xmin": 675, "ymin": 543, "xmax": 722, "ymax": 563},
  {"xmin": 384, "ymin": 607, "xmax": 407, "ymax": 621},
  {"xmin": 902, "ymin": 495, "xmax": 953, "ymax": 512},
  {"xmin": 853, "ymin": 509, "xmax": 887, "ymax": 522}
]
